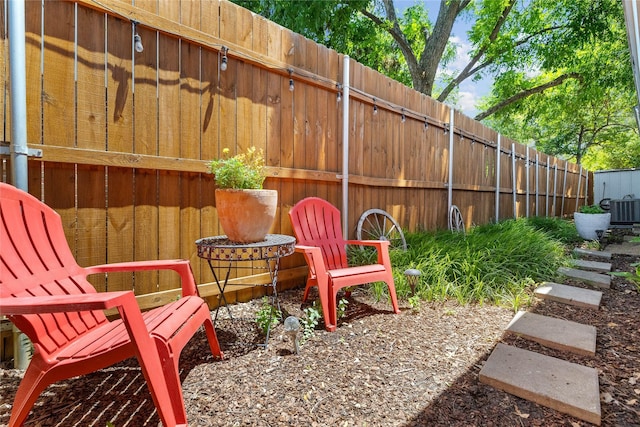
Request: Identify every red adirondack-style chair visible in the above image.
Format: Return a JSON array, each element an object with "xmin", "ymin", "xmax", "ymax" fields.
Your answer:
[
  {"xmin": 0, "ymin": 182, "xmax": 222, "ymax": 427},
  {"xmin": 288, "ymin": 197, "xmax": 400, "ymax": 331}
]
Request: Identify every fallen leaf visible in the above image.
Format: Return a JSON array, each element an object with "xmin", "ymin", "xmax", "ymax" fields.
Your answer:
[
  {"xmin": 514, "ymin": 405, "xmax": 530, "ymax": 419},
  {"xmin": 601, "ymin": 392, "xmax": 614, "ymax": 403},
  {"xmin": 570, "ymin": 422, "xmax": 582, "ymax": 427},
  {"xmin": 607, "ymin": 322, "xmax": 618, "ymax": 327},
  {"xmin": 630, "ymin": 377, "xmax": 637, "ymax": 385},
  {"xmin": 636, "ymin": 389, "xmax": 640, "ymax": 395},
  {"xmin": 626, "ymin": 399, "xmax": 637, "ymax": 405}
]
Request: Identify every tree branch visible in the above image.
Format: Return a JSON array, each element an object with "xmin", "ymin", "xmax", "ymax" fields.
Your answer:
[{"xmin": 474, "ymin": 73, "xmax": 581, "ymax": 121}]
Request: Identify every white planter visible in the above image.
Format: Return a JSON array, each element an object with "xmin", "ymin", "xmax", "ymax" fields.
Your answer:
[{"xmin": 574, "ymin": 212, "xmax": 611, "ymax": 240}]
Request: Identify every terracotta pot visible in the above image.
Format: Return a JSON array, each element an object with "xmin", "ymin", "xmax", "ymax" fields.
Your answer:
[
  {"xmin": 215, "ymin": 188, "xmax": 278, "ymax": 243},
  {"xmin": 574, "ymin": 212, "xmax": 611, "ymax": 240}
]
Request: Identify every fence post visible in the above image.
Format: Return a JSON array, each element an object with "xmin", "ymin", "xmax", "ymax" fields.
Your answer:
[
  {"xmin": 525, "ymin": 147, "xmax": 530, "ymax": 217},
  {"xmin": 553, "ymin": 164, "xmax": 558, "ymax": 217},
  {"xmin": 535, "ymin": 152, "xmax": 539, "ymax": 216},
  {"xmin": 341, "ymin": 56, "xmax": 350, "ymax": 238},
  {"xmin": 561, "ymin": 163, "xmax": 568, "ymax": 217},
  {"xmin": 575, "ymin": 165, "xmax": 583, "ymax": 212},
  {"xmin": 546, "ymin": 161, "xmax": 550, "ymax": 217},
  {"xmin": 495, "ymin": 135, "xmax": 501, "ymax": 223},
  {"xmin": 447, "ymin": 108, "xmax": 455, "ymax": 222},
  {"xmin": 512, "ymin": 143, "xmax": 517, "ymax": 218}
]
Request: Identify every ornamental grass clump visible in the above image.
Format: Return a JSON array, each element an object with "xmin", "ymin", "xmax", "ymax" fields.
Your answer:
[
  {"xmin": 208, "ymin": 146, "xmax": 266, "ymax": 189},
  {"xmin": 357, "ymin": 217, "xmax": 570, "ymax": 312}
]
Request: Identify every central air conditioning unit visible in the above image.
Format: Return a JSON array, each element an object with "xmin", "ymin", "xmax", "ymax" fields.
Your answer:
[{"xmin": 610, "ymin": 199, "xmax": 640, "ymax": 224}]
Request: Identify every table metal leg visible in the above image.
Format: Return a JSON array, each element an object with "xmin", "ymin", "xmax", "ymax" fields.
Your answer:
[
  {"xmin": 209, "ymin": 260, "xmax": 233, "ymax": 324},
  {"xmin": 261, "ymin": 256, "xmax": 282, "ymax": 347}
]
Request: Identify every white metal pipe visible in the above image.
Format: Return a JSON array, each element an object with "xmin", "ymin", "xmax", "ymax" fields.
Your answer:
[
  {"xmin": 341, "ymin": 56, "xmax": 350, "ymax": 238},
  {"xmin": 447, "ymin": 108, "xmax": 454, "ymax": 222},
  {"xmin": 8, "ymin": 0, "xmax": 28, "ymax": 191},
  {"xmin": 546, "ymin": 163, "xmax": 550, "ymax": 216},
  {"xmin": 512, "ymin": 143, "xmax": 516, "ymax": 218},
  {"xmin": 525, "ymin": 147, "xmax": 530, "ymax": 217},
  {"xmin": 535, "ymin": 153, "xmax": 539, "ymax": 216},
  {"xmin": 553, "ymin": 164, "xmax": 558, "ymax": 217},
  {"xmin": 561, "ymin": 164, "xmax": 568, "ymax": 216},
  {"xmin": 575, "ymin": 166, "xmax": 583, "ymax": 212},
  {"xmin": 495, "ymin": 134, "xmax": 501, "ymax": 222}
]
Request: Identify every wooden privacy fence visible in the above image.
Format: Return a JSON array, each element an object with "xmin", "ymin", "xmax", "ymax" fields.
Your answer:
[{"xmin": 0, "ymin": 0, "xmax": 589, "ymax": 310}]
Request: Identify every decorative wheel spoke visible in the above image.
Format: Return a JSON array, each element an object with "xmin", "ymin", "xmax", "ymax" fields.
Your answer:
[
  {"xmin": 356, "ymin": 209, "xmax": 407, "ymax": 251},
  {"xmin": 449, "ymin": 205, "xmax": 465, "ymax": 233}
]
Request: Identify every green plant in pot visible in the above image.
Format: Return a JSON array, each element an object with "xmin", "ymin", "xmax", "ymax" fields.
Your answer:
[
  {"xmin": 574, "ymin": 204, "xmax": 610, "ymax": 241},
  {"xmin": 208, "ymin": 147, "xmax": 277, "ymax": 243}
]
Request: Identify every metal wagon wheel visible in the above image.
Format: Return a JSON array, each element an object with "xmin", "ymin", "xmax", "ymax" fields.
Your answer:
[
  {"xmin": 356, "ymin": 209, "xmax": 407, "ymax": 250},
  {"xmin": 449, "ymin": 205, "xmax": 465, "ymax": 233}
]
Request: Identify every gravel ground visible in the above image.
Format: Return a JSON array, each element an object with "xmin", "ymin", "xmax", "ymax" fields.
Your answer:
[{"xmin": 1, "ymin": 251, "xmax": 638, "ymax": 427}]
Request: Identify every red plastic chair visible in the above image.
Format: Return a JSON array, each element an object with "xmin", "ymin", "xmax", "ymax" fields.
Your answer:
[
  {"xmin": 0, "ymin": 183, "xmax": 222, "ymax": 427},
  {"xmin": 288, "ymin": 197, "xmax": 400, "ymax": 331}
]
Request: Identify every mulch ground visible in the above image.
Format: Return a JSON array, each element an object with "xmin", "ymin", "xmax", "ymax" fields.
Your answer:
[{"xmin": 1, "ymin": 246, "xmax": 638, "ymax": 426}]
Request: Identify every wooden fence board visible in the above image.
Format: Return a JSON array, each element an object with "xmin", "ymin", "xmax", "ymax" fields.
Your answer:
[
  {"xmin": 77, "ymin": 6, "xmax": 107, "ymax": 151},
  {"xmin": 0, "ymin": 0, "xmax": 589, "ymax": 306}
]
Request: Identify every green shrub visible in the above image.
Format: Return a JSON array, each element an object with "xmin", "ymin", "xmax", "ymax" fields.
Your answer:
[{"xmin": 363, "ymin": 218, "xmax": 569, "ymax": 311}]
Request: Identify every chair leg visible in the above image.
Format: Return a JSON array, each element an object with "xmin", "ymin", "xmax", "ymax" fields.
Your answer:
[
  {"xmin": 202, "ymin": 314, "xmax": 223, "ymax": 359},
  {"xmin": 8, "ymin": 361, "xmax": 52, "ymax": 427},
  {"xmin": 153, "ymin": 337, "xmax": 188, "ymax": 427},
  {"xmin": 385, "ymin": 273, "xmax": 401, "ymax": 314}
]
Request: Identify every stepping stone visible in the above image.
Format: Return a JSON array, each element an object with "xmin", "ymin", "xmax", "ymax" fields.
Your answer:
[
  {"xmin": 534, "ymin": 282, "xmax": 602, "ymax": 310},
  {"xmin": 557, "ymin": 266, "xmax": 611, "ymax": 289},
  {"xmin": 572, "ymin": 247, "xmax": 612, "ymax": 260},
  {"xmin": 479, "ymin": 343, "xmax": 601, "ymax": 425},
  {"xmin": 506, "ymin": 311, "xmax": 596, "ymax": 356},
  {"xmin": 570, "ymin": 258, "xmax": 612, "ymax": 273}
]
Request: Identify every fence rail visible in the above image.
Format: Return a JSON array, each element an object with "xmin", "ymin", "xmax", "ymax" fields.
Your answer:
[{"xmin": 0, "ymin": 0, "xmax": 589, "ymax": 306}]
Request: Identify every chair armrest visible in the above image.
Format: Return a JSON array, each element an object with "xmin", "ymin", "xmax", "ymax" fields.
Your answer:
[
  {"xmin": 84, "ymin": 259, "xmax": 198, "ymax": 297},
  {"xmin": 0, "ymin": 291, "xmax": 134, "ymax": 315},
  {"xmin": 343, "ymin": 240, "xmax": 391, "ymax": 266},
  {"xmin": 344, "ymin": 239, "xmax": 390, "ymax": 249},
  {"xmin": 294, "ymin": 245, "xmax": 328, "ymax": 277}
]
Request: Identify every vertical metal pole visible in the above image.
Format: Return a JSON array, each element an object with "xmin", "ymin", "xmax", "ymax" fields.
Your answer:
[
  {"xmin": 535, "ymin": 153, "xmax": 539, "ymax": 216},
  {"xmin": 575, "ymin": 166, "xmax": 583, "ymax": 212},
  {"xmin": 447, "ymin": 108, "xmax": 454, "ymax": 221},
  {"xmin": 495, "ymin": 135, "xmax": 501, "ymax": 223},
  {"xmin": 9, "ymin": 0, "xmax": 29, "ymax": 191},
  {"xmin": 553, "ymin": 164, "xmax": 558, "ymax": 217},
  {"xmin": 341, "ymin": 56, "xmax": 350, "ymax": 238},
  {"xmin": 561, "ymin": 164, "xmax": 568, "ymax": 217},
  {"xmin": 525, "ymin": 147, "xmax": 530, "ymax": 217},
  {"xmin": 546, "ymin": 162, "xmax": 550, "ymax": 216},
  {"xmin": 512, "ymin": 143, "xmax": 517, "ymax": 218},
  {"xmin": 585, "ymin": 172, "xmax": 590, "ymax": 206}
]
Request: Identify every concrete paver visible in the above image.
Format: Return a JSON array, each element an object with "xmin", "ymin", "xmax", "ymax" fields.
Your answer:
[
  {"xmin": 534, "ymin": 282, "xmax": 602, "ymax": 309},
  {"xmin": 572, "ymin": 248, "xmax": 612, "ymax": 259},
  {"xmin": 557, "ymin": 266, "xmax": 611, "ymax": 289},
  {"xmin": 479, "ymin": 343, "xmax": 601, "ymax": 425},
  {"xmin": 570, "ymin": 259, "xmax": 612, "ymax": 273},
  {"xmin": 506, "ymin": 311, "xmax": 597, "ymax": 356}
]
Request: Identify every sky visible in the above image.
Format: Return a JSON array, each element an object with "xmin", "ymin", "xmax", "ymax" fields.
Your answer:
[{"xmin": 395, "ymin": 0, "xmax": 490, "ymax": 117}]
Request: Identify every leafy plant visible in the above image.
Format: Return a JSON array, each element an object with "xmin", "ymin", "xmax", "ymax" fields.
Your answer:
[
  {"xmin": 375, "ymin": 218, "xmax": 568, "ymax": 309},
  {"xmin": 299, "ymin": 298, "xmax": 349, "ymax": 344},
  {"xmin": 208, "ymin": 146, "xmax": 266, "ymax": 189},
  {"xmin": 336, "ymin": 298, "xmax": 348, "ymax": 319},
  {"xmin": 300, "ymin": 302, "xmax": 322, "ymax": 343},
  {"xmin": 611, "ymin": 262, "xmax": 640, "ymax": 292},
  {"xmin": 579, "ymin": 204, "xmax": 606, "ymax": 214},
  {"xmin": 255, "ymin": 297, "xmax": 281, "ymax": 335}
]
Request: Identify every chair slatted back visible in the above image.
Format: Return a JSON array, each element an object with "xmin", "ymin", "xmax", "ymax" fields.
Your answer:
[
  {"xmin": 289, "ymin": 197, "xmax": 348, "ymax": 270},
  {"xmin": 0, "ymin": 183, "xmax": 107, "ymax": 355}
]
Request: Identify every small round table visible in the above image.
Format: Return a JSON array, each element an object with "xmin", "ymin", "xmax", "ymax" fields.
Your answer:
[{"xmin": 195, "ymin": 234, "xmax": 296, "ymax": 346}]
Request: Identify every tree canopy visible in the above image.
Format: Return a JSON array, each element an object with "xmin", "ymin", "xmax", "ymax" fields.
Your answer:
[{"xmin": 232, "ymin": 0, "xmax": 640, "ymax": 169}]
